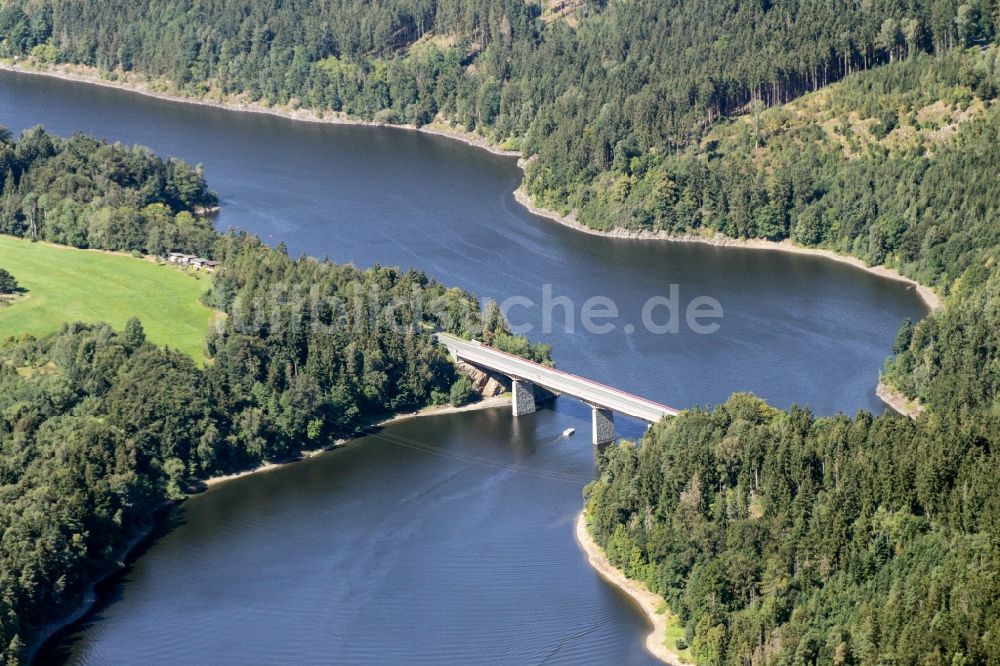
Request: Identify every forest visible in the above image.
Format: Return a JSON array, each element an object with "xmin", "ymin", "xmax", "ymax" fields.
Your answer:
[
  {"xmin": 581, "ymin": 50, "xmax": 1000, "ymax": 663},
  {"xmin": 585, "ymin": 395, "xmax": 999, "ymax": 663},
  {"xmin": 0, "ymin": 130, "xmax": 547, "ymax": 662},
  {"xmin": 0, "ymin": 126, "xmax": 218, "ymax": 256},
  {"xmin": 1, "ymin": 0, "xmax": 1000, "ymax": 662},
  {"xmin": 566, "ymin": 46, "xmax": 999, "ymax": 662},
  {"xmin": 2, "ymin": 0, "xmax": 999, "ymax": 213}
]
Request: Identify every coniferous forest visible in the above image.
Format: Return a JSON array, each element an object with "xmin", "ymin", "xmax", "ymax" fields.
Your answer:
[
  {"xmin": 1, "ymin": 0, "xmax": 1000, "ymax": 663},
  {"xmin": 0, "ymin": 129, "xmax": 549, "ymax": 661}
]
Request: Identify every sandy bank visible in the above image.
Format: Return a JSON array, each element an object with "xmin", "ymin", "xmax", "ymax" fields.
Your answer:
[
  {"xmin": 513, "ymin": 188, "xmax": 942, "ymax": 313},
  {"xmin": 575, "ymin": 513, "xmax": 687, "ymax": 665},
  {"xmin": 2, "ymin": 60, "xmax": 939, "ymax": 313},
  {"xmin": 0, "ymin": 61, "xmax": 519, "ymax": 157},
  {"xmin": 202, "ymin": 395, "xmax": 509, "ymax": 487},
  {"xmin": 876, "ymin": 381, "xmax": 926, "ymax": 420}
]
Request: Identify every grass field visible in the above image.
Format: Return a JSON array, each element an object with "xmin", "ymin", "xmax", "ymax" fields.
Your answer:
[
  {"xmin": 660, "ymin": 602, "xmax": 694, "ymax": 663},
  {"xmin": 0, "ymin": 236, "xmax": 216, "ymax": 362}
]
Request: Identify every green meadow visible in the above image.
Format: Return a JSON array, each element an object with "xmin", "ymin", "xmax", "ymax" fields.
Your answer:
[{"xmin": 0, "ymin": 236, "xmax": 215, "ymax": 362}]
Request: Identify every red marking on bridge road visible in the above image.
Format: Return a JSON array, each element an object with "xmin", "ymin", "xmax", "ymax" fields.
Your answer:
[{"xmin": 445, "ymin": 336, "xmax": 680, "ymax": 416}]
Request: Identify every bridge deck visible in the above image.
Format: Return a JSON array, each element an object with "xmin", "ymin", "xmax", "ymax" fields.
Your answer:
[{"xmin": 436, "ymin": 333, "xmax": 679, "ymax": 423}]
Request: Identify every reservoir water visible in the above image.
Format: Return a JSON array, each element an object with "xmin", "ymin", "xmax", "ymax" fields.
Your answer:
[{"xmin": 0, "ymin": 70, "xmax": 927, "ymax": 664}]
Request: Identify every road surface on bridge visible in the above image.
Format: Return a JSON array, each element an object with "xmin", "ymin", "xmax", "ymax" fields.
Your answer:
[{"xmin": 436, "ymin": 333, "xmax": 679, "ymax": 423}]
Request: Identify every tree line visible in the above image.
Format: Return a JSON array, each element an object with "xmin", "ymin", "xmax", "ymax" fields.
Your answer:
[
  {"xmin": 0, "ymin": 134, "xmax": 548, "ymax": 663},
  {"xmin": 0, "ymin": 126, "xmax": 218, "ymax": 256},
  {"xmin": 2, "ymin": 0, "xmax": 1000, "ymax": 662},
  {"xmin": 2, "ymin": 0, "xmax": 999, "ymax": 211}
]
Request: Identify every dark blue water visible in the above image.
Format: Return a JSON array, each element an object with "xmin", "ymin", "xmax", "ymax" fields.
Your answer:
[
  {"xmin": 0, "ymin": 70, "xmax": 927, "ymax": 416},
  {"xmin": 0, "ymin": 70, "xmax": 927, "ymax": 665}
]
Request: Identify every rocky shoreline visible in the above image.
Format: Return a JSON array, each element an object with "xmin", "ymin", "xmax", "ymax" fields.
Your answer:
[
  {"xmin": 0, "ymin": 61, "xmax": 519, "ymax": 157},
  {"xmin": 876, "ymin": 381, "xmax": 926, "ymax": 420}
]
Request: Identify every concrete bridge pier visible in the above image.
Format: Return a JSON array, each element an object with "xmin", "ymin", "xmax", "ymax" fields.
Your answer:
[
  {"xmin": 512, "ymin": 379, "xmax": 537, "ymax": 416},
  {"xmin": 592, "ymin": 407, "xmax": 615, "ymax": 446}
]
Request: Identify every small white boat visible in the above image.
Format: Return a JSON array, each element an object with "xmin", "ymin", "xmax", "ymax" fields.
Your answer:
[{"xmin": 563, "ymin": 428, "xmax": 576, "ymax": 437}]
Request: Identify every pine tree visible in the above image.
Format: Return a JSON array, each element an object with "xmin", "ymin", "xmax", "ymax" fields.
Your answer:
[{"xmin": 0, "ymin": 268, "xmax": 17, "ymax": 294}]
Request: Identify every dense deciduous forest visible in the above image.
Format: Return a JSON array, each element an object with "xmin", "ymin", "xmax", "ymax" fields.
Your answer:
[
  {"xmin": 0, "ymin": 126, "xmax": 218, "ymax": 255},
  {"xmin": 0, "ymin": 135, "xmax": 547, "ymax": 662},
  {"xmin": 1, "ymin": 0, "xmax": 1000, "ymax": 663}
]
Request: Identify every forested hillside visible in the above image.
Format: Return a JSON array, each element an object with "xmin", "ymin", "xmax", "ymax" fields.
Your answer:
[
  {"xmin": 576, "ymin": 48, "xmax": 1000, "ymax": 414},
  {"xmin": 2, "ymin": 0, "xmax": 1000, "ymax": 663},
  {"xmin": 0, "ymin": 133, "xmax": 547, "ymax": 663},
  {"xmin": 582, "ymin": 50, "xmax": 1000, "ymax": 663},
  {"xmin": 582, "ymin": 47, "xmax": 1000, "ymax": 664},
  {"xmin": 1, "ymin": 0, "xmax": 999, "ymax": 212},
  {"xmin": 585, "ymin": 395, "xmax": 1000, "ymax": 663}
]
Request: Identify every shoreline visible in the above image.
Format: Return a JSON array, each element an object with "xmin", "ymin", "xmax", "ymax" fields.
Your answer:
[
  {"xmin": 200, "ymin": 395, "xmax": 509, "ymax": 487},
  {"xmin": 8, "ymin": 60, "xmax": 937, "ymax": 661},
  {"xmin": 26, "ymin": 507, "xmax": 164, "ymax": 663},
  {"xmin": 1, "ymin": 59, "xmax": 940, "ymax": 314},
  {"xmin": 575, "ymin": 512, "xmax": 686, "ymax": 665},
  {"xmin": 513, "ymin": 188, "xmax": 942, "ymax": 313},
  {"xmin": 0, "ymin": 61, "xmax": 520, "ymax": 158},
  {"xmin": 876, "ymin": 381, "xmax": 926, "ymax": 420},
  {"xmin": 28, "ymin": 395, "xmax": 509, "ymax": 661}
]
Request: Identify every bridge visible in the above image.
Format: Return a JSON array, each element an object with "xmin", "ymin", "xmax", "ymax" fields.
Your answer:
[{"xmin": 435, "ymin": 333, "xmax": 679, "ymax": 445}]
